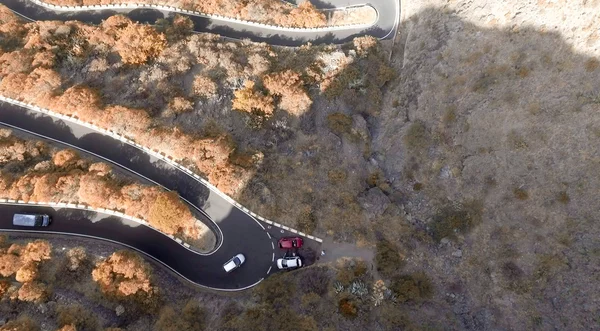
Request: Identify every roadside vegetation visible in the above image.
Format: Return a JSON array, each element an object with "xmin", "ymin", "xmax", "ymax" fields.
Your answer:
[
  {"xmin": 1, "ymin": 0, "xmax": 599, "ymax": 327},
  {"xmin": 0, "ymin": 8, "xmax": 388, "ymax": 197},
  {"xmin": 41, "ymin": 0, "xmax": 376, "ymax": 29},
  {"xmin": 0, "ymin": 129, "xmax": 214, "ymax": 249},
  {"xmin": 0, "ymin": 236, "xmax": 160, "ymax": 330}
]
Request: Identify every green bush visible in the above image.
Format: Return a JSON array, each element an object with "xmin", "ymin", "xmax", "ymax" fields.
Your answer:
[
  {"xmin": 557, "ymin": 191, "xmax": 570, "ymax": 204},
  {"xmin": 403, "ymin": 121, "xmax": 430, "ymax": 151},
  {"xmin": 299, "ymin": 267, "xmax": 331, "ymax": 295},
  {"xmin": 254, "ymin": 273, "xmax": 295, "ymax": 307},
  {"xmin": 1, "ymin": 315, "xmax": 39, "ymax": 331},
  {"xmin": 57, "ymin": 305, "xmax": 98, "ymax": 331},
  {"xmin": 338, "ymin": 298, "xmax": 358, "ymax": 318},
  {"xmin": 326, "ymin": 113, "xmax": 353, "ymax": 136},
  {"xmin": 154, "ymin": 302, "xmax": 206, "ymax": 331},
  {"xmin": 296, "ymin": 206, "xmax": 317, "ymax": 235},
  {"xmin": 336, "ymin": 260, "xmax": 368, "ymax": 286},
  {"xmin": 378, "ymin": 303, "xmax": 412, "ymax": 329},
  {"xmin": 431, "ymin": 201, "xmax": 483, "ymax": 242},
  {"xmin": 390, "ymin": 272, "xmax": 433, "ymax": 303},
  {"xmin": 513, "ymin": 188, "xmax": 529, "ymax": 200},
  {"xmin": 375, "ymin": 240, "xmax": 405, "ymax": 278}
]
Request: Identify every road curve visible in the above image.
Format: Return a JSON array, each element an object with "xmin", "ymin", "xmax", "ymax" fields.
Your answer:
[
  {"xmin": 0, "ymin": 103, "xmax": 311, "ymax": 290},
  {"xmin": 0, "ymin": 0, "xmax": 399, "ymax": 46},
  {"xmin": 0, "ymin": 0, "xmax": 388, "ymax": 289},
  {"xmin": 0, "ymin": 204, "xmax": 268, "ymax": 290}
]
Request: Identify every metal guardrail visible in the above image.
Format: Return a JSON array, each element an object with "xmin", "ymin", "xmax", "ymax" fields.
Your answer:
[
  {"xmin": 0, "ymin": 200, "xmax": 265, "ymax": 291},
  {"xmin": 0, "ymin": 95, "xmax": 323, "ymax": 243},
  {"xmin": 27, "ymin": 0, "xmax": 377, "ymax": 34},
  {"xmin": 0, "ymin": 199, "xmax": 204, "ymax": 251}
]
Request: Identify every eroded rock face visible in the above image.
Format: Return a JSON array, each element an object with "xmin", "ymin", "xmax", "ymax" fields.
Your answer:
[
  {"xmin": 351, "ymin": 114, "xmax": 370, "ymax": 141},
  {"xmin": 358, "ymin": 187, "xmax": 390, "ymax": 220}
]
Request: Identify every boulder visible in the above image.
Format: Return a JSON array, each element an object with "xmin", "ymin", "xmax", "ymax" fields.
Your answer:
[{"xmin": 358, "ymin": 187, "xmax": 390, "ymax": 220}]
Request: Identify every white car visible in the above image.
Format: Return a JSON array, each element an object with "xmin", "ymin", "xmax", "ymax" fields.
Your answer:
[
  {"xmin": 223, "ymin": 254, "xmax": 245, "ymax": 273},
  {"xmin": 277, "ymin": 256, "xmax": 302, "ymax": 270}
]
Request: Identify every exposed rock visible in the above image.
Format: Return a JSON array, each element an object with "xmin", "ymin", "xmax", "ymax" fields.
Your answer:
[
  {"xmin": 115, "ymin": 304, "xmax": 125, "ymax": 316},
  {"xmin": 452, "ymin": 250, "xmax": 463, "ymax": 258},
  {"xmin": 358, "ymin": 187, "xmax": 390, "ymax": 220},
  {"xmin": 38, "ymin": 303, "xmax": 48, "ymax": 314},
  {"xmin": 351, "ymin": 114, "xmax": 370, "ymax": 141}
]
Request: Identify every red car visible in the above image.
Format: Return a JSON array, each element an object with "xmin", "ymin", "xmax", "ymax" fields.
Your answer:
[{"xmin": 278, "ymin": 237, "xmax": 304, "ymax": 249}]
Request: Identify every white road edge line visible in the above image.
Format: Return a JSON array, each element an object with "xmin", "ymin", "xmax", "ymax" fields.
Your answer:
[
  {"xmin": 267, "ymin": 266, "xmax": 272, "ymax": 275},
  {"xmin": 271, "ymin": 242, "xmax": 274, "ymax": 250},
  {"xmin": 26, "ymin": 0, "xmax": 378, "ymax": 33},
  {"xmin": 0, "ymin": 201, "xmax": 213, "ymax": 255},
  {"xmin": 272, "ymin": 253, "xmax": 275, "ymax": 262},
  {"xmin": 0, "ymin": 120, "xmax": 225, "ymax": 254},
  {"xmin": 267, "ymin": 233, "xmax": 272, "ymax": 240},
  {"xmin": 0, "ymin": 228, "xmax": 263, "ymax": 291},
  {"xmin": 0, "ymin": 97, "xmax": 324, "ymax": 242}
]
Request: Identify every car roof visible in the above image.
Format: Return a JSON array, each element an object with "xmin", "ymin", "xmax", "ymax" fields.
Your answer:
[{"xmin": 223, "ymin": 260, "xmax": 236, "ymax": 271}]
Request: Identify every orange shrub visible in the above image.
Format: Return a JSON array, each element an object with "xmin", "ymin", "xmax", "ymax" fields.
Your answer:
[{"xmin": 92, "ymin": 250, "xmax": 154, "ymax": 297}]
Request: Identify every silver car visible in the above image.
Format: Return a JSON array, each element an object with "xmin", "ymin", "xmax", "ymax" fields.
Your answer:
[
  {"xmin": 277, "ymin": 256, "xmax": 302, "ymax": 270},
  {"xmin": 223, "ymin": 254, "xmax": 245, "ymax": 273}
]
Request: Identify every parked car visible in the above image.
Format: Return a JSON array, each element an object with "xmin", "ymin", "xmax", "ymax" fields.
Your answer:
[
  {"xmin": 277, "ymin": 256, "xmax": 302, "ymax": 270},
  {"xmin": 12, "ymin": 213, "xmax": 51, "ymax": 227},
  {"xmin": 223, "ymin": 254, "xmax": 245, "ymax": 273},
  {"xmin": 278, "ymin": 237, "xmax": 304, "ymax": 249}
]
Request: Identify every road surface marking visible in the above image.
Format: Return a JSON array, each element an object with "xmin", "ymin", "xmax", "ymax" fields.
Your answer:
[
  {"xmin": 267, "ymin": 232, "xmax": 272, "ymax": 239},
  {"xmin": 271, "ymin": 242, "xmax": 274, "ymax": 249},
  {"xmin": 272, "ymin": 253, "xmax": 275, "ymax": 262},
  {"xmin": 0, "ymin": 121, "xmax": 225, "ymax": 253},
  {"xmin": 267, "ymin": 266, "xmax": 272, "ymax": 274},
  {"xmin": 0, "ymin": 228, "xmax": 264, "ymax": 291}
]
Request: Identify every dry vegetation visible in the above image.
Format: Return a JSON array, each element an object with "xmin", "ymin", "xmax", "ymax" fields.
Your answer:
[
  {"xmin": 45, "ymin": 0, "xmax": 328, "ymax": 28},
  {"xmin": 1, "ymin": 0, "xmax": 598, "ymax": 328},
  {"xmin": 0, "ymin": 7, "xmax": 391, "ymax": 207},
  {"xmin": 0, "ymin": 238, "xmax": 52, "ymax": 303},
  {"xmin": 40, "ymin": 0, "xmax": 378, "ymax": 29},
  {"xmin": 368, "ymin": 0, "xmax": 600, "ymax": 328},
  {"xmin": 0, "ymin": 236, "xmax": 160, "ymax": 330},
  {"xmin": 92, "ymin": 250, "xmax": 155, "ymax": 297},
  {"xmin": 0, "ymin": 129, "xmax": 211, "ymax": 244}
]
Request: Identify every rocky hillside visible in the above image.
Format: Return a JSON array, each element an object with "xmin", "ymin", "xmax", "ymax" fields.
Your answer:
[{"xmin": 369, "ymin": 0, "xmax": 600, "ymax": 328}]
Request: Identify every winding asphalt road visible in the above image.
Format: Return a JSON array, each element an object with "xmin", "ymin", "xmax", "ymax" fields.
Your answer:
[
  {"xmin": 0, "ymin": 0, "xmax": 399, "ymax": 290},
  {"xmin": 0, "ymin": 104, "xmax": 325, "ymax": 290},
  {"xmin": 0, "ymin": 0, "xmax": 399, "ymax": 46}
]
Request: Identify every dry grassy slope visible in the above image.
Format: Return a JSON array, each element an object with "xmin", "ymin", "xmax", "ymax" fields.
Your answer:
[{"xmin": 372, "ymin": 0, "xmax": 600, "ymax": 329}]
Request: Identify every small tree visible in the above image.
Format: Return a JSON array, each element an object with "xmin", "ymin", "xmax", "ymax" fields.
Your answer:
[
  {"xmin": 115, "ymin": 23, "xmax": 167, "ymax": 65},
  {"xmin": 375, "ymin": 239, "xmax": 405, "ymax": 278},
  {"xmin": 390, "ymin": 273, "xmax": 433, "ymax": 303},
  {"xmin": 92, "ymin": 250, "xmax": 154, "ymax": 297},
  {"xmin": 147, "ymin": 191, "xmax": 193, "ymax": 236},
  {"xmin": 232, "ymin": 81, "xmax": 274, "ymax": 117},
  {"xmin": 0, "ymin": 315, "xmax": 39, "ymax": 331},
  {"xmin": 263, "ymin": 70, "xmax": 312, "ymax": 116},
  {"xmin": 17, "ymin": 282, "xmax": 47, "ymax": 303},
  {"xmin": 192, "ymin": 75, "xmax": 217, "ymax": 99}
]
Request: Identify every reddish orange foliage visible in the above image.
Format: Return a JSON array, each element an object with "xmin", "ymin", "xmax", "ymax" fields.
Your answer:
[
  {"xmin": 0, "ymin": 239, "xmax": 51, "ymax": 303},
  {"xmin": 0, "ymin": 131, "xmax": 201, "ymax": 237},
  {"xmin": 232, "ymin": 81, "xmax": 274, "ymax": 116},
  {"xmin": 0, "ymin": 11, "xmax": 260, "ymax": 196},
  {"xmin": 263, "ymin": 70, "xmax": 312, "ymax": 115},
  {"xmin": 17, "ymin": 281, "xmax": 47, "ymax": 302},
  {"xmin": 92, "ymin": 250, "xmax": 154, "ymax": 297}
]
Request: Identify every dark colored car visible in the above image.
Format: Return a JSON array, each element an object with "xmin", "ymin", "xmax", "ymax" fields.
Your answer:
[{"xmin": 278, "ymin": 237, "xmax": 304, "ymax": 249}]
